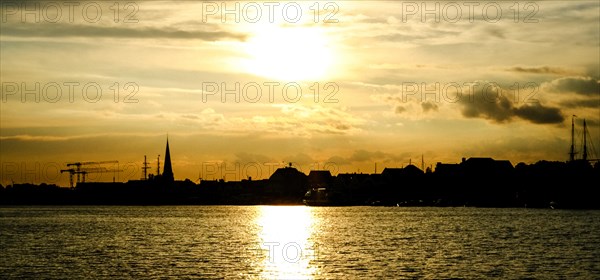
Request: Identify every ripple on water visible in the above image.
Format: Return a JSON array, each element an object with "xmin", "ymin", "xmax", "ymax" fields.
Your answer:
[{"xmin": 1, "ymin": 206, "xmax": 599, "ymax": 279}]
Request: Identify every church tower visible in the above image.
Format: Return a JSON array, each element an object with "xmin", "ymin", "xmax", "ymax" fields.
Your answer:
[{"xmin": 162, "ymin": 137, "xmax": 174, "ymax": 182}]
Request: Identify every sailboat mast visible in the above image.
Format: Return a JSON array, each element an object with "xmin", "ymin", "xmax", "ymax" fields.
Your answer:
[
  {"xmin": 569, "ymin": 115, "xmax": 576, "ymax": 162},
  {"xmin": 583, "ymin": 119, "xmax": 588, "ymax": 161}
]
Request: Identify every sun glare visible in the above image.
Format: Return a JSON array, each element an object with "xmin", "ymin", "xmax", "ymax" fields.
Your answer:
[
  {"xmin": 256, "ymin": 206, "xmax": 318, "ymax": 279},
  {"xmin": 242, "ymin": 26, "xmax": 335, "ymax": 81}
]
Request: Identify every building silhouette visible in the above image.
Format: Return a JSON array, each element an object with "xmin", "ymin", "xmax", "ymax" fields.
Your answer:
[
  {"xmin": 162, "ymin": 138, "xmax": 174, "ymax": 182},
  {"xmin": 266, "ymin": 163, "xmax": 308, "ymax": 202},
  {"xmin": 1, "ymin": 134, "xmax": 599, "ymax": 208}
]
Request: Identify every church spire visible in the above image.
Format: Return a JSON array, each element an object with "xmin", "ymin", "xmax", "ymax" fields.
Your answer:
[{"xmin": 162, "ymin": 136, "xmax": 174, "ymax": 182}]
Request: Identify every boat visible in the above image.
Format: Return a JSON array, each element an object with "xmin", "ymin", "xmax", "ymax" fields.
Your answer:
[{"xmin": 303, "ymin": 188, "xmax": 331, "ymax": 206}]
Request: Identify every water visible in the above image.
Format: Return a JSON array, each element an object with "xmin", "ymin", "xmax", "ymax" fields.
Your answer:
[{"xmin": 1, "ymin": 206, "xmax": 599, "ymax": 279}]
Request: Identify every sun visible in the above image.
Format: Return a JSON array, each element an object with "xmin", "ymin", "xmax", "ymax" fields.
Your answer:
[{"xmin": 241, "ymin": 25, "xmax": 335, "ymax": 81}]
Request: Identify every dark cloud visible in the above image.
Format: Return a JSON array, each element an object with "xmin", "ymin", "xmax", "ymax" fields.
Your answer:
[
  {"xmin": 421, "ymin": 101, "xmax": 438, "ymax": 113},
  {"xmin": 395, "ymin": 106, "xmax": 406, "ymax": 114},
  {"xmin": 1, "ymin": 23, "xmax": 246, "ymax": 41},
  {"xmin": 460, "ymin": 87, "xmax": 514, "ymax": 122},
  {"xmin": 546, "ymin": 77, "xmax": 600, "ymax": 96},
  {"xmin": 459, "ymin": 84, "xmax": 564, "ymax": 124},
  {"xmin": 506, "ymin": 66, "xmax": 575, "ymax": 75},
  {"xmin": 513, "ymin": 104, "xmax": 564, "ymax": 124}
]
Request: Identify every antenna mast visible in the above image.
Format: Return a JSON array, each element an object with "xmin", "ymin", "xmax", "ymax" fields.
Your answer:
[
  {"xmin": 157, "ymin": 155, "xmax": 161, "ymax": 176},
  {"xmin": 142, "ymin": 155, "xmax": 149, "ymax": 180}
]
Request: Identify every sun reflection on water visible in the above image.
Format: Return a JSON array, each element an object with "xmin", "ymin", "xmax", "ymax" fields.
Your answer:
[{"xmin": 255, "ymin": 206, "xmax": 318, "ymax": 279}]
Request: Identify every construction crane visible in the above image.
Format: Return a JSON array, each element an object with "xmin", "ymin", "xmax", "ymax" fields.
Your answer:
[
  {"xmin": 61, "ymin": 161, "xmax": 121, "ymax": 187},
  {"xmin": 66, "ymin": 160, "xmax": 118, "ymax": 183}
]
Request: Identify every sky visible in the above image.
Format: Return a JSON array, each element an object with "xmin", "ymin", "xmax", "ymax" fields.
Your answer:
[{"xmin": 1, "ymin": 1, "xmax": 599, "ymax": 186}]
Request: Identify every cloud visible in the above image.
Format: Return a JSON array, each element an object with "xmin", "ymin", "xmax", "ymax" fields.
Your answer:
[
  {"xmin": 330, "ymin": 149, "xmax": 408, "ymax": 164},
  {"xmin": 1, "ymin": 23, "xmax": 247, "ymax": 41},
  {"xmin": 349, "ymin": 150, "xmax": 387, "ymax": 162},
  {"xmin": 459, "ymin": 85, "xmax": 514, "ymax": 122},
  {"xmin": 0, "ymin": 134, "xmax": 74, "ymax": 142},
  {"xmin": 458, "ymin": 83, "xmax": 564, "ymax": 124},
  {"xmin": 326, "ymin": 155, "xmax": 351, "ymax": 165},
  {"xmin": 544, "ymin": 76, "xmax": 600, "ymax": 96},
  {"xmin": 181, "ymin": 114, "xmax": 199, "ymax": 120},
  {"xmin": 582, "ymin": 119, "xmax": 600, "ymax": 127},
  {"xmin": 0, "ymin": 132, "xmax": 161, "ymax": 142},
  {"xmin": 373, "ymin": 29, "xmax": 460, "ymax": 44},
  {"xmin": 173, "ymin": 110, "xmax": 225, "ymax": 129},
  {"xmin": 421, "ymin": 101, "xmax": 438, "ymax": 113},
  {"xmin": 506, "ymin": 66, "xmax": 577, "ymax": 75},
  {"xmin": 287, "ymin": 153, "xmax": 316, "ymax": 166},
  {"xmin": 275, "ymin": 104, "xmax": 365, "ymax": 136},
  {"xmin": 395, "ymin": 105, "xmax": 407, "ymax": 114},
  {"xmin": 233, "ymin": 152, "xmax": 273, "ymax": 164},
  {"xmin": 560, "ymin": 98, "xmax": 600, "ymax": 108},
  {"xmin": 147, "ymin": 105, "xmax": 364, "ymax": 138},
  {"xmin": 513, "ymin": 104, "xmax": 565, "ymax": 124},
  {"xmin": 485, "ymin": 26, "xmax": 505, "ymax": 39}
]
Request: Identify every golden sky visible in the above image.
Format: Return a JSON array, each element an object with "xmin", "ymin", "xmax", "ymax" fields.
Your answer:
[{"xmin": 1, "ymin": 1, "xmax": 599, "ymax": 185}]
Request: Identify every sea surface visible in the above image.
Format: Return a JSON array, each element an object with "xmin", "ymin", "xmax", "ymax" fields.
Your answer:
[{"xmin": 1, "ymin": 206, "xmax": 599, "ymax": 279}]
